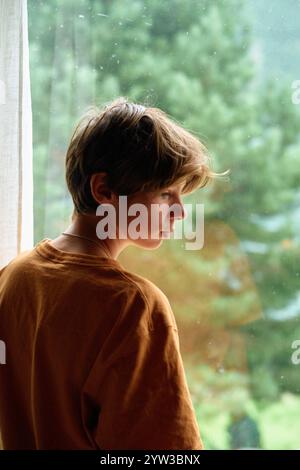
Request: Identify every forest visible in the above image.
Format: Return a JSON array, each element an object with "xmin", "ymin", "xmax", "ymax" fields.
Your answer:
[{"xmin": 28, "ymin": 0, "xmax": 300, "ymax": 449}]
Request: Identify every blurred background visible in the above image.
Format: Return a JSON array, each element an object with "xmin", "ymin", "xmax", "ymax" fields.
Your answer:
[{"xmin": 28, "ymin": 0, "xmax": 300, "ymax": 449}]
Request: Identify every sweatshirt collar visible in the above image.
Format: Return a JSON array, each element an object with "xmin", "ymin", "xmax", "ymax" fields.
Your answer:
[{"xmin": 35, "ymin": 238, "xmax": 125, "ymax": 269}]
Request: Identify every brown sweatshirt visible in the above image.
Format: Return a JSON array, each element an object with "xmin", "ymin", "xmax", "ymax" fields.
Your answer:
[{"xmin": 0, "ymin": 238, "xmax": 203, "ymax": 450}]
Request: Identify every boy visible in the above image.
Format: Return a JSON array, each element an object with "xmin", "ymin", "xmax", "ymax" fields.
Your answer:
[{"xmin": 0, "ymin": 97, "xmax": 215, "ymax": 450}]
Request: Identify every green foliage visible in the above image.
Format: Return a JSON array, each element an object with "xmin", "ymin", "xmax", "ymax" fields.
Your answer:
[{"xmin": 28, "ymin": 0, "xmax": 300, "ymax": 449}]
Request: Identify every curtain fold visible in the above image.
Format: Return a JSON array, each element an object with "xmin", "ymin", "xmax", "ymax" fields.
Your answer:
[{"xmin": 0, "ymin": 0, "xmax": 33, "ymax": 268}]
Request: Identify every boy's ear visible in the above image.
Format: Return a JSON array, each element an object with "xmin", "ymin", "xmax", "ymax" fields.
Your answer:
[{"xmin": 90, "ymin": 172, "xmax": 116, "ymax": 205}]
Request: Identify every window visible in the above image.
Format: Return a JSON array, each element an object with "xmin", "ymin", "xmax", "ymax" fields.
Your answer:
[{"xmin": 28, "ymin": 0, "xmax": 300, "ymax": 449}]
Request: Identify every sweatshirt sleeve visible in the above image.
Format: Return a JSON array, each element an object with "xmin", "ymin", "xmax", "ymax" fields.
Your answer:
[{"xmin": 81, "ymin": 282, "xmax": 204, "ymax": 451}]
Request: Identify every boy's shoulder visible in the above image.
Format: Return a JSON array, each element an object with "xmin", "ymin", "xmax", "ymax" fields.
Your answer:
[
  {"xmin": 115, "ymin": 267, "xmax": 177, "ymax": 331},
  {"xmin": 115, "ymin": 266, "xmax": 168, "ymax": 305},
  {"xmin": 0, "ymin": 248, "xmax": 33, "ymax": 277},
  {"xmin": 0, "ymin": 244, "xmax": 177, "ymax": 331}
]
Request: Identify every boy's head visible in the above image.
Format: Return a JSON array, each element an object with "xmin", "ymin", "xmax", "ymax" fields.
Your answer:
[
  {"xmin": 65, "ymin": 96, "xmax": 215, "ymax": 216},
  {"xmin": 65, "ymin": 97, "xmax": 221, "ymax": 250}
]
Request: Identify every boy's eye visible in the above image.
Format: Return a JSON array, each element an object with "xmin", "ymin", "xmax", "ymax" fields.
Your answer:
[{"xmin": 160, "ymin": 192, "xmax": 171, "ymax": 198}]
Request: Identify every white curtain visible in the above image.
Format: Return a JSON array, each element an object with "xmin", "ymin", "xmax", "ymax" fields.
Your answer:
[{"xmin": 0, "ymin": 0, "xmax": 33, "ymax": 269}]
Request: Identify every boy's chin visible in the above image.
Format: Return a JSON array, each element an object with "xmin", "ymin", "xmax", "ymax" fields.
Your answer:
[{"xmin": 133, "ymin": 237, "xmax": 164, "ymax": 250}]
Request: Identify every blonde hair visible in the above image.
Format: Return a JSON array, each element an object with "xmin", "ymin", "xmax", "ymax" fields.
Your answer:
[{"xmin": 65, "ymin": 96, "xmax": 222, "ymax": 214}]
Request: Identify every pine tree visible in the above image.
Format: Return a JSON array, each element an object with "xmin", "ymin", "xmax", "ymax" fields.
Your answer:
[{"xmin": 28, "ymin": 0, "xmax": 300, "ymax": 443}]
